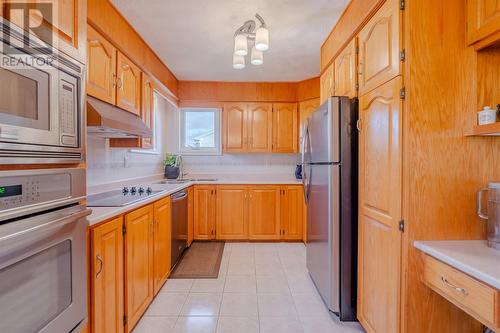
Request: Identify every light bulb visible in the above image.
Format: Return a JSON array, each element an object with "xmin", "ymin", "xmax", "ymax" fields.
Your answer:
[
  {"xmin": 251, "ymin": 47, "xmax": 263, "ymax": 65},
  {"xmin": 233, "ymin": 54, "xmax": 245, "ymax": 69},
  {"xmin": 255, "ymin": 27, "xmax": 269, "ymax": 51},
  {"xmin": 234, "ymin": 34, "xmax": 248, "ymax": 56}
]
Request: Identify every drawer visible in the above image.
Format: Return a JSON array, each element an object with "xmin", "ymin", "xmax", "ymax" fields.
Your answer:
[{"xmin": 423, "ymin": 255, "xmax": 499, "ymax": 329}]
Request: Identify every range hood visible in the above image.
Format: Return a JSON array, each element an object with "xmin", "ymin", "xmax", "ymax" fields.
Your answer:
[{"xmin": 86, "ymin": 96, "xmax": 153, "ymax": 138}]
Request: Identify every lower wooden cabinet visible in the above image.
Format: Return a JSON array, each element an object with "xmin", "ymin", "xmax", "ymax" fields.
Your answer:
[
  {"xmin": 124, "ymin": 204, "xmax": 154, "ymax": 332},
  {"xmin": 90, "ymin": 217, "xmax": 124, "ymax": 333},
  {"xmin": 248, "ymin": 186, "xmax": 281, "ymax": 240},
  {"xmin": 187, "ymin": 186, "xmax": 194, "ymax": 246},
  {"xmin": 153, "ymin": 197, "xmax": 171, "ymax": 295},
  {"xmin": 280, "ymin": 186, "xmax": 304, "ymax": 240},
  {"xmin": 216, "ymin": 185, "xmax": 248, "ymax": 240},
  {"xmin": 194, "ymin": 185, "xmax": 216, "ymax": 240}
]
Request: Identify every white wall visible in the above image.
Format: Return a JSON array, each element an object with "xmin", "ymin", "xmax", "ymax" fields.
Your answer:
[{"xmin": 86, "ymin": 93, "xmax": 173, "ymax": 187}]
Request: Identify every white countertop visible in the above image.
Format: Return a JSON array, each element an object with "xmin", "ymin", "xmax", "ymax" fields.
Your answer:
[
  {"xmin": 414, "ymin": 240, "xmax": 500, "ymax": 289},
  {"xmin": 87, "ymin": 174, "xmax": 302, "ymax": 226}
]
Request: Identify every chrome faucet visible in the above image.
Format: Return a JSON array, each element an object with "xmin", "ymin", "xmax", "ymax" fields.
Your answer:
[{"xmin": 175, "ymin": 155, "xmax": 187, "ymax": 180}]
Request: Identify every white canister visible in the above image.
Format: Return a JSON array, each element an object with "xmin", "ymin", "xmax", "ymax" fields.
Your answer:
[{"xmin": 477, "ymin": 106, "xmax": 497, "ymax": 125}]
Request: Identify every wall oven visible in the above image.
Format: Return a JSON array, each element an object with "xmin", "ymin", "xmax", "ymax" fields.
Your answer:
[
  {"xmin": 0, "ymin": 18, "xmax": 85, "ymax": 164},
  {"xmin": 0, "ymin": 168, "xmax": 90, "ymax": 333}
]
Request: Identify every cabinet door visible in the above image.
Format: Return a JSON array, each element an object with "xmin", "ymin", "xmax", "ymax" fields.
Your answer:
[
  {"xmin": 140, "ymin": 73, "xmax": 155, "ymax": 148},
  {"xmin": 247, "ymin": 103, "xmax": 272, "ymax": 152},
  {"xmin": 358, "ymin": 0, "xmax": 400, "ymax": 96},
  {"xmin": 468, "ymin": 0, "xmax": 500, "ymax": 44},
  {"xmin": 248, "ymin": 186, "xmax": 281, "ymax": 240},
  {"xmin": 298, "ymin": 98, "xmax": 320, "ymax": 152},
  {"xmin": 87, "ymin": 25, "xmax": 117, "ymax": 104},
  {"xmin": 223, "ymin": 103, "xmax": 247, "ymax": 152},
  {"xmin": 91, "ymin": 217, "xmax": 124, "ymax": 333},
  {"xmin": 357, "ymin": 77, "xmax": 402, "ymax": 333},
  {"xmin": 320, "ymin": 63, "xmax": 334, "ymax": 104},
  {"xmin": 117, "ymin": 52, "xmax": 142, "ymax": 115},
  {"xmin": 3, "ymin": 0, "xmax": 86, "ymax": 62},
  {"xmin": 153, "ymin": 197, "xmax": 171, "ymax": 295},
  {"xmin": 216, "ymin": 185, "xmax": 248, "ymax": 240},
  {"xmin": 125, "ymin": 205, "xmax": 154, "ymax": 332},
  {"xmin": 187, "ymin": 186, "xmax": 194, "ymax": 246},
  {"xmin": 280, "ymin": 186, "xmax": 304, "ymax": 240},
  {"xmin": 334, "ymin": 38, "xmax": 358, "ymax": 98},
  {"xmin": 272, "ymin": 103, "xmax": 298, "ymax": 153},
  {"xmin": 194, "ymin": 185, "xmax": 216, "ymax": 240}
]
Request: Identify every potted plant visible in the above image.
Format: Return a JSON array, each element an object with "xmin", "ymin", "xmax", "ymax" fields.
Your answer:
[{"xmin": 164, "ymin": 153, "xmax": 180, "ymax": 179}]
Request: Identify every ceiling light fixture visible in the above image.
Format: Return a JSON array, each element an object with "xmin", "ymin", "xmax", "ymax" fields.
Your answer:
[{"xmin": 233, "ymin": 14, "xmax": 269, "ymax": 69}]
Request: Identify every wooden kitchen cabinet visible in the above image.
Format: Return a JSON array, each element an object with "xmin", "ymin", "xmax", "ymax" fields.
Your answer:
[
  {"xmin": 280, "ymin": 186, "xmax": 304, "ymax": 240},
  {"xmin": 298, "ymin": 98, "xmax": 320, "ymax": 152},
  {"xmin": 117, "ymin": 52, "xmax": 142, "ymax": 116},
  {"xmin": 223, "ymin": 103, "xmax": 247, "ymax": 152},
  {"xmin": 320, "ymin": 62, "xmax": 334, "ymax": 104},
  {"xmin": 247, "ymin": 103, "xmax": 273, "ymax": 152},
  {"xmin": 357, "ymin": 77, "xmax": 402, "ymax": 333},
  {"xmin": 467, "ymin": 0, "xmax": 500, "ymax": 47},
  {"xmin": 272, "ymin": 103, "xmax": 298, "ymax": 153},
  {"xmin": 187, "ymin": 186, "xmax": 194, "ymax": 246},
  {"xmin": 216, "ymin": 185, "xmax": 248, "ymax": 240},
  {"xmin": 334, "ymin": 38, "xmax": 358, "ymax": 98},
  {"xmin": 248, "ymin": 186, "xmax": 281, "ymax": 240},
  {"xmin": 153, "ymin": 197, "xmax": 171, "ymax": 295},
  {"xmin": 194, "ymin": 185, "xmax": 216, "ymax": 240},
  {"xmin": 139, "ymin": 73, "xmax": 155, "ymax": 148},
  {"xmin": 87, "ymin": 25, "xmax": 117, "ymax": 104},
  {"xmin": 357, "ymin": 0, "xmax": 401, "ymax": 96},
  {"xmin": 90, "ymin": 217, "xmax": 124, "ymax": 333},
  {"xmin": 2, "ymin": 0, "xmax": 87, "ymax": 62},
  {"xmin": 124, "ymin": 204, "xmax": 154, "ymax": 332}
]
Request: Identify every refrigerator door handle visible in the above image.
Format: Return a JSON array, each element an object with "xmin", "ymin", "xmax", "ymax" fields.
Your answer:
[{"xmin": 302, "ymin": 122, "xmax": 312, "ymax": 204}]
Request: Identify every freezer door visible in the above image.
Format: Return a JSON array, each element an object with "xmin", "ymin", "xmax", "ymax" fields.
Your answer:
[
  {"xmin": 308, "ymin": 98, "xmax": 340, "ymax": 163},
  {"xmin": 306, "ymin": 164, "xmax": 340, "ymax": 312}
]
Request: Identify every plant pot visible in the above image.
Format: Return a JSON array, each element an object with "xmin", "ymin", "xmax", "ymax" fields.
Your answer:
[{"xmin": 164, "ymin": 165, "xmax": 180, "ymax": 179}]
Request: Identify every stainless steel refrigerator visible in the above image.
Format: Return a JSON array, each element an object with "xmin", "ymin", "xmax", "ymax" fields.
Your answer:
[{"xmin": 302, "ymin": 96, "xmax": 358, "ymax": 321}]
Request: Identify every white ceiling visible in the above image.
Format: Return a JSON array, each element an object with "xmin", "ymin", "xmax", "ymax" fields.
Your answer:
[{"xmin": 111, "ymin": 0, "xmax": 349, "ymax": 82}]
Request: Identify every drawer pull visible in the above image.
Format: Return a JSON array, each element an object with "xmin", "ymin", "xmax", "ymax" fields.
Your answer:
[{"xmin": 441, "ymin": 276, "xmax": 468, "ymax": 295}]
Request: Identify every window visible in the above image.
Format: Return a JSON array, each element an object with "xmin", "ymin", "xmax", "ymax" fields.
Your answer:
[{"xmin": 180, "ymin": 108, "xmax": 221, "ymax": 155}]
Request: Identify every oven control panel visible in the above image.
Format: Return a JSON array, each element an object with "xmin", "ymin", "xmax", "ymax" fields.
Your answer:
[{"xmin": 0, "ymin": 173, "xmax": 71, "ymax": 212}]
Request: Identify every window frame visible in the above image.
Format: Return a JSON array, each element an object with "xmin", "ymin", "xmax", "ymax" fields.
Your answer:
[{"xmin": 179, "ymin": 107, "xmax": 222, "ymax": 155}]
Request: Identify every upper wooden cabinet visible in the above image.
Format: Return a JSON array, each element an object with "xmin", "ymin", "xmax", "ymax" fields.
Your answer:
[
  {"xmin": 223, "ymin": 103, "xmax": 247, "ymax": 152},
  {"xmin": 117, "ymin": 52, "xmax": 142, "ymax": 116},
  {"xmin": 124, "ymin": 204, "xmax": 154, "ymax": 332},
  {"xmin": 247, "ymin": 103, "xmax": 273, "ymax": 152},
  {"xmin": 216, "ymin": 185, "xmax": 248, "ymax": 240},
  {"xmin": 334, "ymin": 38, "xmax": 358, "ymax": 98},
  {"xmin": 90, "ymin": 216, "xmax": 124, "ymax": 333},
  {"xmin": 467, "ymin": 0, "xmax": 500, "ymax": 48},
  {"xmin": 357, "ymin": 77, "xmax": 402, "ymax": 333},
  {"xmin": 152, "ymin": 197, "xmax": 171, "ymax": 295},
  {"xmin": 358, "ymin": 0, "xmax": 401, "ymax": 96},
  {"xmin": 272, "ymin": 103, "xmax": 298, "ymax": 153},
  {"xmin": 320, "ymin": 63, "xmax": 334, "ymax": 104},
  {"xmin": 280, "ymin": 186, "xmax": 304, "ymax": 240},
  {"xmin": 2, "ymin": 0, "xmax": 86, "ymax": 62},
  {"xmin": 194, "ymin": 185, "xmax": 216, "ymax": 240},
  {"xmin": 248, "ymin": 186, "xmax": 281, "ymax": 240},
  {"xmin": 140, "ymin": 73, "xmax": 155, "ymax": 149},
  {"xmin": 87, "ymin": 25, "xmax": 117, "ymax": 104},
  {"xmin": 299, "ymin": 98, "xmax": 320, "ymax": 152}
]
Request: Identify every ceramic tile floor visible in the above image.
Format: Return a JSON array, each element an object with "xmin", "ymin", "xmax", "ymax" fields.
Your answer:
[{"xmin": 133, "ymin": 242, "xmax": 365, "ymax": 333}]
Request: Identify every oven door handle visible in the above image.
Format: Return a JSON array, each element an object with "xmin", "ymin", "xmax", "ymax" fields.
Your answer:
[{"xmin": 0, "ymin": 206, "xmax": 91, "ymax": 244}]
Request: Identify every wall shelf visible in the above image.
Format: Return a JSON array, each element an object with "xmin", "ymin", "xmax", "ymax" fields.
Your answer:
[{"xmin": 465, "ymin": 122, "xmax": 500, "ymax": 136}]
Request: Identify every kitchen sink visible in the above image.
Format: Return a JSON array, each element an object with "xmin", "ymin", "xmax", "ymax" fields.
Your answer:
[{"xmin": 155, "ymin": 178, "xmax": 218, "ymax": 184}]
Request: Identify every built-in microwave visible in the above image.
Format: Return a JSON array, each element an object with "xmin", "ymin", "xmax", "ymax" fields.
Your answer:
[{"xmin": 0, "ymin": 18, "xmax": 85, "ymax": 164}]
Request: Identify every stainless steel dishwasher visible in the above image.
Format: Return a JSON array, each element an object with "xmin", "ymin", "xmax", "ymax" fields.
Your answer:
[{"xmin": 171, "ymin": 189, "xmax": 188, "ymax": 269}]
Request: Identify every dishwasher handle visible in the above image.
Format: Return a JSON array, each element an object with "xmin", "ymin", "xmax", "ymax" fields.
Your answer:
[{"xmin": 172, "ymin": 191, "xmax": 188, "ymax": 202}]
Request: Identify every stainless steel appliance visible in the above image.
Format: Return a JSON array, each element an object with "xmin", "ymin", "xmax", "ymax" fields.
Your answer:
[
  {"xmin": 0, "ymin": 18, "xmax": 85, "ymax": 164},
  {"xmin": 0, "ymin": 168, "xmax": 90, "ymax": 333},
  {"xmin": 171, "ymin": 189, "xmax": 188, "ymax": 269},
  {"xmin": 477, "ymin": 182, "xmax": 500, "ymax": 250},
  {"xmin": 87, "ymin": 186, "xmax": 163, "ymax": 207},
  {"xmin": 302, "ymin": 96, "xmax": 358, "ymax": 321}
]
